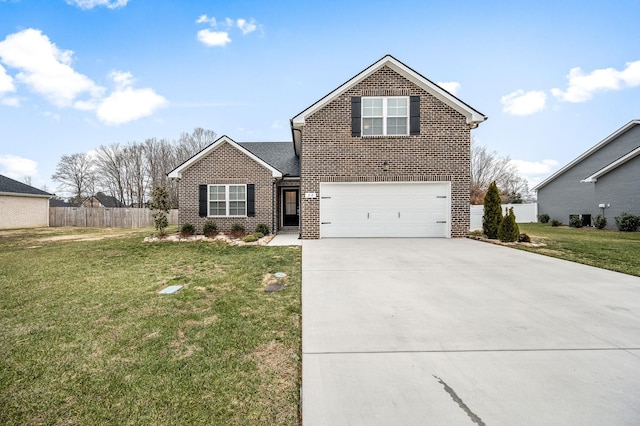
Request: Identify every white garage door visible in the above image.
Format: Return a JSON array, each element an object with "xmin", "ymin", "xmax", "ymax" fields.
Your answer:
[{"xmin": 319, "ymin": 182, "xmax": 450, "ymax": 238}]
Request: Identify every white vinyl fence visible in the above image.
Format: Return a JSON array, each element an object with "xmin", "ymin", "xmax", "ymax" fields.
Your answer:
[{"xmin": 470, "ymin": 203, "xmax": 538, "ymax": 230}]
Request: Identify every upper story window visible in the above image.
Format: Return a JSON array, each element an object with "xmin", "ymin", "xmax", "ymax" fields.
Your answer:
[
  {"xmin": 208, "ymin": 184, "xmax": 246, "ymax": 216},
  {"xmin": 362, "ymin": 96, "xmax": 408, "ymax": 136}
]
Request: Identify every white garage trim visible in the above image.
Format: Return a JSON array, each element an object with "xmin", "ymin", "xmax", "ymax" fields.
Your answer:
[{"xmin": 319, "ymin": 182, "xmax": 451, "ymax": 238}]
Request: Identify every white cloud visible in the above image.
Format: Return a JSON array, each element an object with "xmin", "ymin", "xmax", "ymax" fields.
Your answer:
[
  {"xmin": 0, "ymin": 63, "xmax": 15, "ymax": 93},
  {"xmin": 0, "ymin": 29, "xmax": 167, "ymax": 124},
  {"xmin": 0, "ymin": 154, "xmax": 39, "ymax": 180},
  {"xmin": 437, "ymin": 81, "xmax": 460, "ymax": 95},
  {"xmin": 109, "ymin": 70, "xmax": 134, "ymax": 89},
  {"xmin": 196, "ymin": 15, "xmax": 260, "ymax": 47},
  {"xmin": 237, "ymin": 18, "xmax": 257, "ymax": 35},
  {"xmin": 65, "ymin": 0, "xmax": 129, "ymax": 9},
  {"xmin": 197, "ymin": 29, "xmax": 232, "ymax": 47},
  {"xmin": 96, "ymin": 74, "xmax": 168, "ymax": 125},
  {"xmin": 511, "ymin": 159, "xmax": 560, "ymax": 188},
  {"xmin": 501, "ymin": 89, "xmax": 546, "ymax": 116},
  {"xmin": 551, "ymin": 60, "xmax": 640, "ymax": 102},
  {"xmin": 271, "ymin": 120, "xmax": 284, "ymax": 129},
  {"xmin": 196, "ymin": 14, "xmax": 216, "ymax": 25},
  {"xmin": 0, "ymin": 28, "xmax": 104, "ymax": 107},
  {"xmin": 1, "ymin": 97, "xmax": 20, "ymax": 107}
]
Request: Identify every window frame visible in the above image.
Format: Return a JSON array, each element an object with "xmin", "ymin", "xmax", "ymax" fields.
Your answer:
[
  {"xmin": 361, "ymin": 96, "xmax": 409, "ymax": 136},
  {"xmin": 207, "ymin": 184, "xmax": 247, "ymax": 217}
]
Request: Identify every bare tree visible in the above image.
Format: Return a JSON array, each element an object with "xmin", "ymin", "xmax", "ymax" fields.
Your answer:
[
  {"xmin": 94, "ymin": 144, "xmax": 127, "ymax": 205},
  {"xmin": 51, "ymin": 153, "xmax": 95, "ymax": 203},
  {"xmin": 471, "ymin": 138, "xmax": 529, "ymax": 204},
  {"xmin": 175, "ymin": 127, "xmax": 217, "ymax": 164},
  {"xmin": 23, "ymin": 176, "xmax": 32, "ymax": 186}
]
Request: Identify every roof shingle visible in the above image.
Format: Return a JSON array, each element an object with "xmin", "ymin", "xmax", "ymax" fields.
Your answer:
[{"xmin": 0, "ymin": 174, "xmax": 52, "ymax": 197}]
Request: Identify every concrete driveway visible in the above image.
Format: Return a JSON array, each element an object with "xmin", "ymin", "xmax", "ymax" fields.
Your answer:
[{"xmin": 301, "ymin": 238, "xmax": 640, "ymax": 425}]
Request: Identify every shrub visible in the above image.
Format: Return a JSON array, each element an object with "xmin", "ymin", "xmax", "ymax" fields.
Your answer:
[
  {"xmin": 614, "ymin": 212, "xmax": 640, "ymax": 232},
  {"xmin": 498, "ymin": 207, "xmax": 519, "ymax": 242},
  {"xmin": 149, "ymin": 187, "xmax": 171, "ymax": 235},
  {"xmin": 179, "ymin": 222, "xmax": 195, "ymax": 236},
  {"xmin": 594, "ymin": 215, "xmax": 607, "ymax": 230},
  {"xmin": 230, "ymin": 223, "xmax": 246, "ymax": 238},
  {"xmin": 253, "ymin": 232, "xmax": 264, "ymax": 239},
  {"xmin": 551, "ymin": 219, "xmax": 562, "ymax": 227},
  {"xmin": 255, "ymin": 223, "xmax": 270, "ymax": 235},
  {"xmin": 538, "ymin": 213, "xmax": 550, "ymax": 224},
  {"xmin": 202, "ymin": 220, "xmax": 218, "ymax": 237},
  {"xmin": 482, "ymin": 181, "xmax": 502, "ymax": 239},
  {"xmin": 243, "ymin": 234, "xmax": 257, "ymax": 243},
  {"xmin": 569, "ymin": 215, "xmax": 583, "ymax": 228},
  {"xmin": 518, "ymin": 233, "xmax": 531, "ymax": 243}
]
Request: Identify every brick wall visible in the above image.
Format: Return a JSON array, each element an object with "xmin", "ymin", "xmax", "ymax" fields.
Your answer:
[
  {"xmin": 178, "ymin": 142, "xmax": 276, "ymax": 234},
  {"xmin": 0, "ymin": 195, "xmax": 49, "ymax": 229},
  {"xmin": 300, "ymin": 65, "xmax": 471, "ymax": 239}
]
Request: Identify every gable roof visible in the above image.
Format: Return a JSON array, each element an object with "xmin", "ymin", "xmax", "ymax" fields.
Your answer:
[
  {"xmin": 168, "ymin": 135, "xmax": 284, "ymax": 179},
  {"xmin": 581, "ymin": 145, "xmax": 640, "ymax": 183},
  {"xmin": 291, "ymin": 54, "xmax": 487, "ymax": 129},
  {"xmin": 86, "ymin": 192, "xmax": 125, "ymax": 208},
  {"xmin": 533, "ymin": 119, "xmax": 640, "ymax": 190},
  {"xmin": 0, "ymin": 174, "xmax": 51, "ymax": 197}
]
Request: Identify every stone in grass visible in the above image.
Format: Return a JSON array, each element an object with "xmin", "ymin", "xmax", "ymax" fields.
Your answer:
[{"xmin": 264, "ymin": 283, "xmax": 285, "ymax": 293}]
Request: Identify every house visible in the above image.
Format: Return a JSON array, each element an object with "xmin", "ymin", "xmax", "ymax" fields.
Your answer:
[
  {"xmin": 533, "ymin": 120, "xmax": 640, "ymax": 227},
  {"xmin": 168, "ymin": 55, "xmax": 486, "ymax": 238},
  {"xmin": 81, "ymin": 192, "xmax": 125, "ymax": 208},
  {"xmin": 0, "ymin": 174, "xmax": 52, "ymax": 229}
]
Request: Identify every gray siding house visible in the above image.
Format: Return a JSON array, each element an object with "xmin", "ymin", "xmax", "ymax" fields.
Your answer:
[{"xmin": 534, "ymin": 120, "xmax": 640, "ymax": 227}]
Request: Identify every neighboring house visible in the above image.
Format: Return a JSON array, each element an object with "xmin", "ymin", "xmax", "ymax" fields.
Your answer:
[
  {"xmin": 169, "ymin": 55, "xmax": 486, "ymax": 238},
  {"xmin": 534, "ymin": 119, "xmax": 640, "ymax": 227},
  {"xmin": 50, "ymin": 198, "xmax": 77, "ymax": 207},
  {"xmin": 82, "ymin": 192, "xmax": 125, "ymax": 208},
  {"xmin": 0, "ymin": 174, "xmax": 52, "ymax": 229}
]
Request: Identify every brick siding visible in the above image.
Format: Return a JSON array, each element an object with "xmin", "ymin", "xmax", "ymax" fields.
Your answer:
[
  {"xmin": 300, "ymin": 65, "xmax": 471, "ymax": 239},
  {"xmin": 177, "ymin": 142, "xmax": 276, "ymax": 234},
  {"xmin": 0, "ymin": 195, "xmax": 49, "ymax": 229}
]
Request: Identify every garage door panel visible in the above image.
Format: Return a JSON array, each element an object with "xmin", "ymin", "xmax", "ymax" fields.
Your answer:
[{"xmin": 319, "ymin": 182, "xmax": 450, "ymax": 238}]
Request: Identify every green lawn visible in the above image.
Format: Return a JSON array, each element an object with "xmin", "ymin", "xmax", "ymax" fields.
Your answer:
[
  {"xmin": 516, "ymin": 223, "xmax": 640, "ymax": 277},
  {"xmin": 0, "ymin": 227, "xmax": 301, "ymax": 425}
]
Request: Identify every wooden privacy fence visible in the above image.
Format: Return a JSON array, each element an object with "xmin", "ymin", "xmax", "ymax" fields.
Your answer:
[{"xmin": 49, "ymin": 207, "xmax": 178, "ymax": 228}]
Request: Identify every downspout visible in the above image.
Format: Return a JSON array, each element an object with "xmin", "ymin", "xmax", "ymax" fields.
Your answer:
[{"xmin": 271, "ymin": 178, "xmax": 276, "ymax": 235}]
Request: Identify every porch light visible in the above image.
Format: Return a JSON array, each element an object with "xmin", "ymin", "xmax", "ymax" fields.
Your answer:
[{"xmin": 382, "ymin": 161, "xmax": 389, "ymax": 171}]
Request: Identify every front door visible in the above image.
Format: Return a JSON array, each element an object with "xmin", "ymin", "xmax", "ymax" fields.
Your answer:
[{"xmin": 282, "ymin": 189, "xmax": 299, "ymax": 227}]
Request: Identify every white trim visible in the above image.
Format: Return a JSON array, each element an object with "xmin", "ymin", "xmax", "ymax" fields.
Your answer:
[
  {"xmin": 533, "ymin": 119, "xmax": 640, "ymax": 190},
  {"xmin": 362, "ymin": 96, "xmax": 409, "ymax": 136},
  {"xmin": 168, "ymin": 135, "xmax": 283, "ymax": 179},
  {"xmin": 207, "ymin": 184, "xmax": 247, "ymax": 217},
  {"xmin": 0, "ymin": 191, "xmax": 51, "ymax": 199},
  {"xmin": 581, "ymin": 145, "xmax": 640, "ymax": 183},
  {"xmin": 291, "ymin": 55, "xmax": 486, "ymax": 129}
]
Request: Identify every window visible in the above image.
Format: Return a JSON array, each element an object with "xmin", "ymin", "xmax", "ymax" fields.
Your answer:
[
  {"xmin": 362, "ymin": 96, "xmax": 408, "ymax": 136},
  {"xmin": 208, "ymin": 184, "xmax": 246, "ymax": 216}
]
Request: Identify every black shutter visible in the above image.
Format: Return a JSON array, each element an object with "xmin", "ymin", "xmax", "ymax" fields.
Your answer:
[
  {"xmin": 247, "ymin": 184, "xmax": 255, "ymax": 217},
  {"xmin": 351, "ymin": 96, "xmax": 361, "ymax": 137},
  {"xmin": 410, "ymin": 96, "xmax": 420, "ymax": 135},
  {"xmin": 198, "ymin": 184, "xmax": 208, "ymax": 217}
]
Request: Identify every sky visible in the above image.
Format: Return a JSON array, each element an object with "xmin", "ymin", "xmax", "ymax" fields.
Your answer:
[{"xmin": 1, "ymin": 0, "xmax": 639, "ymax": 194}]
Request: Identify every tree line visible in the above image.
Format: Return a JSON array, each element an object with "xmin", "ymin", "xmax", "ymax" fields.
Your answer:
[
  {"xmin": 51, "ymin": 128, "xmax": 217, "ymax": 208},
  {"xmin": 51, "ymin": 130, "xmax": 529, "ymax": 209}
]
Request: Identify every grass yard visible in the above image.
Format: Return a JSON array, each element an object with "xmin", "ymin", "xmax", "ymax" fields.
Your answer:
[
  {"xmin": 516, "ymin": 223, "xmax": 640, "ymax": 277},
  {"xmin": 0, "ymin": 227, "xmax": 301, "ymax": 425}
]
